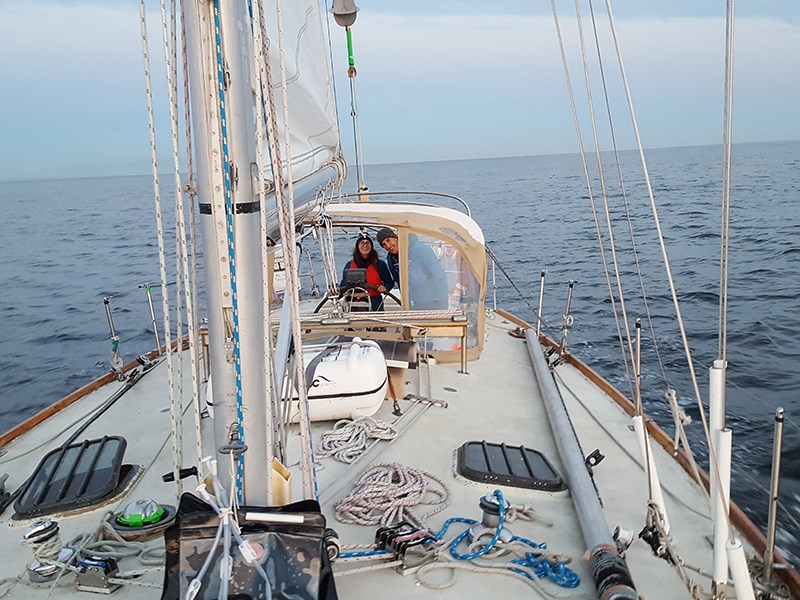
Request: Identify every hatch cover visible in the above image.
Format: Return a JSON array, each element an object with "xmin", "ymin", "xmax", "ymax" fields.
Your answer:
[
  {"xmin": 15, "ymin": 435, "xmax": 137, "ymax": 519},
  {"xmin": 456, "ymin": 441, "xmax": 566, "ymax": 492}
]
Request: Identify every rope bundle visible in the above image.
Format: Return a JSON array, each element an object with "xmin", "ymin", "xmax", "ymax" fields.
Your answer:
[
  {"xmin": 317, "ymin": 417, "xmax": 398, "ymax": 463},
  {"xmin": 335, "ymin": 463, "xmax": 449, "ymax": 528}
]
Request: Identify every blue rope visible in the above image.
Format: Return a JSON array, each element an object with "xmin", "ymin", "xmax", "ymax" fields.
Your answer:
[
  {"xmin": 338, "ymin": 549, "xmax": 390, "ymax": 559},
  {"xmin": 509, "ymin": 536, "xmax": 581, "ymax": 588},
  {"xmin": 431, "ymin": 517, "xmax": 477, "ymax": 541},
  {"xmin": 212, "ymin": 0, "xmax": 245, "ymax": 503},
  {"xmin": 448, "ymin": 490, "xmax": 506, "ymax": 561},
  {"xmin": 432, "ymin": 492, "xmax": 580, "ymax": 589}
]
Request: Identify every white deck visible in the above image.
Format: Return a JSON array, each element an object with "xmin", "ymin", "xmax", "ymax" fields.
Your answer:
[{"xmin": 0, "ymin": 310, "xmax": 739, "ymax": 599}]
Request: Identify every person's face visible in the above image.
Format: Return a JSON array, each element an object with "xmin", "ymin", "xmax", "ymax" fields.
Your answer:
[
  {"xmin": 357, "ymin": 239, "xmax": 372, "ymax": 257},
  {"xmin": 381, "ymin": 236, "xmax": 398, "ymax": 255}
]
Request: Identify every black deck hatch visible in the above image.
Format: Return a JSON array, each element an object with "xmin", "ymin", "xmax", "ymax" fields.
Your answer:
[
  {"xmin": 15, "ymin": 435, "xmax": 135, "ymax": 519},
  {"xmin": 456, "ymin": 440, "xmax": 566, "ymax": 492}
]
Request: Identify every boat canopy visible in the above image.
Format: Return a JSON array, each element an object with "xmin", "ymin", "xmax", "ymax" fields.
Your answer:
[{"xmin": 307, "ymin": 201, "xmax": 488, "ymax": 361}]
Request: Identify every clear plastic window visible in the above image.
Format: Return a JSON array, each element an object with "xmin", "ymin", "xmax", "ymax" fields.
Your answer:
[{"xmin": 408, "ymin": 234, "xmax": 479, "ymax": 350}]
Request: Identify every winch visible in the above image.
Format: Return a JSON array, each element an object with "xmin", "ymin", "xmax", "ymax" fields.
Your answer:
[
  {"xmin": 471, "ymin": 491, "xmax": 514, "ymax": 545},
  {"xmin": 23, "ymin": 519, "xmax": 75, "ymax": 583}
]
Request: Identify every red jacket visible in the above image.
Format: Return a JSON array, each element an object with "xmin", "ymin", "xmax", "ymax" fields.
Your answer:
[{"xmin": 347, "ymin": 260, "xmax": 383, "ymax": 297}]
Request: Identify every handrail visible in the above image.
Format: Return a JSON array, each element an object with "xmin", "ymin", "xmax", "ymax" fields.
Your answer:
[{"xmin": 334, "ymin": 190, "xmax": 472, "ymax": 218}]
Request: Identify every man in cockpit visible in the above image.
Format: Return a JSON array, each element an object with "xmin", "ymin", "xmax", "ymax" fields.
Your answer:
[{"xmin": 376, "ymin": 228, "xmax": 449, "ymax": 310}]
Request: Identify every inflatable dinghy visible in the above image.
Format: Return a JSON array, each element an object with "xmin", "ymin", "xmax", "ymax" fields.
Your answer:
[{"xmin": 291, "ymin": 337, "xmax": 388, "ymax": 422}]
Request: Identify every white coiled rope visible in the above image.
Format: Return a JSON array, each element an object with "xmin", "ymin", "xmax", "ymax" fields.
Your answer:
[
  {"xmin": 317, "ymin": 417, "xmax": 398, "ymax": 463},
  {"xmin": 335, "ymin": 463, "xmax": 450, "ymax": 529}
]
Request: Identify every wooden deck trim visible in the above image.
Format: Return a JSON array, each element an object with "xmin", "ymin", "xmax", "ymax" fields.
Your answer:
[
  {"xmin": 0, "ymin": 348, "xmax": 161, "ymax": 448},
  {"xmin": 495, "ymin": 308, "xmax": 800, "ymax": 596}
]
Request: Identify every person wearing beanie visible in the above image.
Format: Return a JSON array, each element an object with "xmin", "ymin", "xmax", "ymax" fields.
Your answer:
[
  {"xmin": 340, "ymin": 232, "xmax": 394, "ymax": 311},
  {"xmin": 376, "ymin": 227, "xmax": 396, "ymax": 248},
  {"xmin": 377, "ymin": 228, "xmax": 448, "ymax": 310},
  {"xmin": 375, "ymin": 227, "xmax": 400, "ymax": 283}
]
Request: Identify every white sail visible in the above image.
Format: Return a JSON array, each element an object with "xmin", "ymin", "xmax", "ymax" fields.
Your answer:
[{"xmin": 262, "ymin": 0, "xmax": 345, "ymax": 188}]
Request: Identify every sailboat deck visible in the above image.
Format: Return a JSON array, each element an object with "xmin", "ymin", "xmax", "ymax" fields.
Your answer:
[{"xmin": 0, "ymin": 310, "xmax": 729, "ymax": 599}]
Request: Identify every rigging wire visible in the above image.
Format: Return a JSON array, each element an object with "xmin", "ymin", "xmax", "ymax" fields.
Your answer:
[
  {"xmin": 586, "ymin": 0, "xmax": 671, "ymax": 391},
  {"xmin": 576, "ymin": 0, "xmax": 704, "ymax": 532},
  {"xmin": 602, "ymin": 0, "xmax": 731, "ymax": 537},
  {"xmin": 256, "ymin": 0, "xmax": 316, "ymax": 499},
  {"xmin": 548, "ymin": 0, "xmax": 635, "ymax": 404},
  {"xmin": 273, "ymin": 0, "xmax": 320, "ymax": 501},
  {"xmin": 344, "ymin": 26, "xmax": 368, "ymax": 192},
  {"xmin": 573, "ymin": 0, "xmax": 638, "ymax": 410},
  {"xmin": 178, "ymin": 0, "xmax": 202, "ymax": 407}
]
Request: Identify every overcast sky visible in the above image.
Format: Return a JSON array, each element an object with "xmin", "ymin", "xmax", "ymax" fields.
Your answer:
[{"xmin": 1, "ymin": 0, "xmax": 798, "ymax": 181}]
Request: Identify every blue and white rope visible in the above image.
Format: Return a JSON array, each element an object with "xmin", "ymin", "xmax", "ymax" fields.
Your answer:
[{"xmin": 212, "ymin": 0, "xmax": 245, "ymax": 503}]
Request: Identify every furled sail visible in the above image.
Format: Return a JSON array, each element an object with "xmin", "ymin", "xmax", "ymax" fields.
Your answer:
[{"xmin": 261, "ymin": 0, "xmax": 345, "ymax": 191}]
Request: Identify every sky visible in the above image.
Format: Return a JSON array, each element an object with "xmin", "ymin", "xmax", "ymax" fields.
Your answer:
[{"xmin": 0, "ymin": 1, "xmax": 798, "ymax": 181}]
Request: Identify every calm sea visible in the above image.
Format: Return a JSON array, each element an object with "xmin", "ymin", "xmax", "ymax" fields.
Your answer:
[{"xmin": 1, "ymin": 140, "xmax": 799, "ymax": 560}]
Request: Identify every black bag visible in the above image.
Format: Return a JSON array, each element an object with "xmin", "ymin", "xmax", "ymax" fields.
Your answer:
[{"xmin": 161, "ymin": 493, "xmax": 338, "ymax": 600}]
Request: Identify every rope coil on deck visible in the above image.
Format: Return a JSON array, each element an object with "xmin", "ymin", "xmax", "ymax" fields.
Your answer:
[
  {"xmin": 334, "ymin": 463, "xmax": 450, "ymax": 528},
  {"xmin": 317, "ymin": 417, "xmax": 398, "ymax": 463}
]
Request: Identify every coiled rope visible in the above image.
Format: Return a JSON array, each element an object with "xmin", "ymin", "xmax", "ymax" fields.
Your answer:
[
  {"xmin": 317, "ymin": 417, "xmax": 398, "ymax": 463},
  {"xmin": 334, "ymin": 463, "xmax": 449, "ymax": 528}
]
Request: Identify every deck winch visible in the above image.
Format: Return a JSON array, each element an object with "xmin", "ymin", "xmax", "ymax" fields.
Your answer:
[
  {"xmin": 23, "ymin": 519, "xmax": 75, "ymax": 583},
  {"xmin": 472, "ymin": 492, "xmax": 514, "ymax": 545}
]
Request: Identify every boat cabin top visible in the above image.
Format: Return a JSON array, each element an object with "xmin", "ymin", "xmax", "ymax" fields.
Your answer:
[{"xmin": 294, "ymin": 197, "xmax": 489, "ymax": 364}]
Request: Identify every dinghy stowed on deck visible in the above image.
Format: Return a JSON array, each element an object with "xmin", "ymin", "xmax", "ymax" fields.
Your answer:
[{"xmin": 292, "ymin": 338, "xmax": 388, "ymax": 422}]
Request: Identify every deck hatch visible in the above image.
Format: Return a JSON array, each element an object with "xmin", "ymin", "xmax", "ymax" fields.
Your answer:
[
  {"xmin": 456, "ymin": 440, "xmax": 566, "ymax": 491},
  {"xmin": 15, "ymin": 436, "xmax": 135, "ymax": 519}
]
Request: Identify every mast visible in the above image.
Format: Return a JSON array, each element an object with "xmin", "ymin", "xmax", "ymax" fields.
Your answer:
[
  {"xmin": 183, "ymin": 0, "xmax": 269, "ymax": 502},
  {"xmin": 182, "ymin": 0, "xmax": 346, "ymax": 503}
]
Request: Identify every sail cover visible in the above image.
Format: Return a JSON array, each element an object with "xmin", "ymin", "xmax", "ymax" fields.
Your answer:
[{"xmin": 261, "ymin": 1, "xmax": 343, "ymax": 186}]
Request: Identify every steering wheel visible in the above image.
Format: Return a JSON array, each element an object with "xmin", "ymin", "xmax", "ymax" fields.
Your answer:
[{"xmin": 313, "ymin": 285, "xmax": 401, "ymax": 314}]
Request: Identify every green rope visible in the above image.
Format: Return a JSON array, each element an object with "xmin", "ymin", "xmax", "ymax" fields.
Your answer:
[{"xmin": 346, "ymin": 27, "xmax": 356, "ymax": 75}]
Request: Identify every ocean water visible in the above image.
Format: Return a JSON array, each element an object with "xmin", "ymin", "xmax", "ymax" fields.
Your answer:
[{"xmin": 1, "ymin": 140, "xmax": 799, "ymax": 562}]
